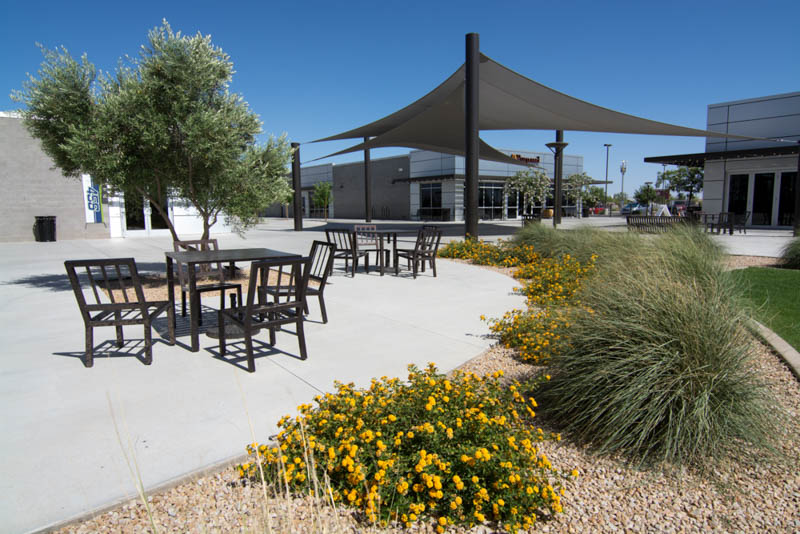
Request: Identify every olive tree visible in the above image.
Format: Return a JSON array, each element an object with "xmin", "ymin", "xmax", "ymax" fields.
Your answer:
[
  {"xmin": 503, "ymin": 168, "xmax": 551, "ymax": 213},
  {"xmin": 12, "ymin": 21, "xmax": 292, "ymax": 241}
]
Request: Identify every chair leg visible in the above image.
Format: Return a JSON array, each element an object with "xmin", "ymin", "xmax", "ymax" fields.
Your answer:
[
  {"xmin": 114, "ymin": 312, "xmax": 124, "ymax": 348},
  {"xmin": 431, "ymin": 256, "xmax": 437, "ymax": 277},
  {"xmin": 167, "ymin": 301, "xmax": 175, "ymax": 345},
  {"xmin": 318, "ymin": 293, "xmax": 328, "ymax": 324},
  {"xmin": 394, "ymin": 252, "xmax": 400, "ymax": 276},
  {"xmin": 352, "ymin": 257, "xmax": 357, "ymax": 277},
  {"xmin": 181, "ymin": 290, "xmax": 187, "ymax": 317},
  {"xmin": 218, "ymin": 311, "xmax": 227, "ymax": 356},
  {"xmin": 297, "ymin": 316, "xmax": 308, "ymax": 360},
  {"xmin": 412, "ymin": 255, "xmax": 418, "ymax": 279},
  {"xmin": 143, "ymin": 322, "xmax": 153, "ymax": 365},
  {"xmin": 244, "ymin": 329, "xmax": 255, "ymax": 373},
  {"xmin": 84, "ymin": 326, "xmax": 94, "ymax": 368}
]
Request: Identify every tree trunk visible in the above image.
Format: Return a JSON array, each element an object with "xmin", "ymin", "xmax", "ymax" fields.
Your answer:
[
  {"xmin": 201, "ymin": 218, "xmax": 211, "ymax": 242},
  {"xmin": 141, "ymin": 189, "xmax": 180, "ymax": 243}
]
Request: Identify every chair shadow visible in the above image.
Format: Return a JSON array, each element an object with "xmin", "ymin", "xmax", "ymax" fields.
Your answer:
[
  {"xmin": 205, "ymin": 330, "xmax": 305, "ymax": 372},
  {"xmin": 53, "ymin": 338, "xmax": 168, "ymax": 366}
]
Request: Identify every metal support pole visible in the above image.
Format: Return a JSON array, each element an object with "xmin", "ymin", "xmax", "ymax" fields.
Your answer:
[
  {"xmin": 465, "ymin": 32, "xmax": 480, "ymax": 239},
  {"xmin": 553, "ymin": 130, "xmax": 564, "ymax": 227},
  {"xmin": 604, "ymin": 143, "xmax": 611, "ymax": 216},
  {"xmin": 291, "ymin": 142, "xmax": 302, "ymax": 231},
  {"xmin": 364, "ymin": 136, "xmax": 372, "ymax": 222}
]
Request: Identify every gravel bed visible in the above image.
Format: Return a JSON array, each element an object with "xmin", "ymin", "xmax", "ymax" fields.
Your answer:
[{"xmin": 57, "ymin": 255, "xmax": 800, "ymax": 534}]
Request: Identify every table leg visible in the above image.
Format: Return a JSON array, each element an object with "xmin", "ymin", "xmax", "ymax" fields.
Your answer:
[
  {"xmin": 166, "ymin": 256, "xmax": 176, "ymax": 344},
  {"xmin": 189, "ymin": 262, "xmax": 200, "ymax": 352},
  {"xmin": 379, "ymin": 235, "xmax": 385, "ymax": 276}
]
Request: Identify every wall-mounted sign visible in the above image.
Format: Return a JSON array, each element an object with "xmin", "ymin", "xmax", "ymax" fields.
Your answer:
[
  {"xmin": 510, "ymin": 153, "xmax": 541, "ymax": 165},
  {"xmin": 82, "ymin": 174, "xmax": 104, "ymax": 223}
]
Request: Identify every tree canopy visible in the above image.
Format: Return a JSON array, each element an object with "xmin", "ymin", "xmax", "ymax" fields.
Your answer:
[
  {"xmin": 12, "ymin": 21, "xmax": 292, "ymax": 241},
  {"xmin": 656, "ymin": 167, "xmax": 704, "ymax": 205},
  {"xmin": 634, "ymin": 183, "xmax": 659, "ymax": 206},
  {"xmin": 503, "ymin": 168, "xmax": 551, "ymax": 211}
]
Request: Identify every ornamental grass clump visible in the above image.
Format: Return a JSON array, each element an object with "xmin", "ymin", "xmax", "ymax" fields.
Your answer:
[
  {"xmin": 780, "ymin": 236, "xmax": 800, "ymax": 269},
  {"xmin": 511, "ymin": 223, "xmax": 639, "ymax": 265},
  {"xmin": 238, "ymin": 364, "xmax": 571, "ymax": 533},
  {"xmin": 537, "ymin": 227, "xmax": 780, "ymax": 467}
]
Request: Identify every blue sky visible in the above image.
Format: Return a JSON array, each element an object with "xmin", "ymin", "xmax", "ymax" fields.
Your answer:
[{"xmin": 3, "ymin": 0, "xmax": 798, "ymax": 196}]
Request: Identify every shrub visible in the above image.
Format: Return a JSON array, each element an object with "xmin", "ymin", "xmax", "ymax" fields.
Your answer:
[
  {"xmin": 536, "ymin": 228, "xmax": 779, "ymax": 466},
  {"xmin": 511, "ymin": 224, "xmax": 639, "ymax": 265},
  {"xmin": 238, "ymin": 365, "xmax": 571, "ymax": 532},
  {"xmin": 486, "ymin": 308, "xmax": 570, "ymax": 364},
  {"xmin": 780, "ymin": 236, "xmax": 800, "ymax": 269},
  {"xmin": 513, "ymin": 253, "xmax": 596, "ymax": 308},
  {"xmin": 437, "ymin": 238, "xmax": 538, "ymax": 267}
]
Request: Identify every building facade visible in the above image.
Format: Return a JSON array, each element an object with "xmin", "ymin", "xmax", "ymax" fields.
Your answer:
[
  {"xmin": 0, "ymin": 114, "xmax": 230, "ymax": 241},
  {"xmin": 647, "ymin": 92, "xmax": 799, "ymax": 229},
  {"xmin": 269, "ymin": 148, "xmax": 583, "ymax": 221}
]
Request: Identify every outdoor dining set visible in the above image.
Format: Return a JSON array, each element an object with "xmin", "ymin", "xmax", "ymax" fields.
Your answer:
[{"xmin": 63, "ymin": 225, "xmax": 443, "ymax": 373}]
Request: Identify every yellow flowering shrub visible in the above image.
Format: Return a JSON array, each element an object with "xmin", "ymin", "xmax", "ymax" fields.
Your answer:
[
  {"xmin": 486, "ymin": 308, "xmax": 571, "ymax": 363},
  {"xmin": 238, "ymin": 364, "xmax": 570, "ymax": 533},
  {"xmin": 438, "ymin": 238, "xmax": 539, "ymax": 268},
  {"xmin": 513, "ymin": 254, "xmax": 596, "ymax": 308}
]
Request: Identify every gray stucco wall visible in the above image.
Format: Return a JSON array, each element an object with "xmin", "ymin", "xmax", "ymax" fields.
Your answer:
[
  {"xmin": 0, "ymin": 116, "xmax": 110, "ymax": 242},
  {"xmin": 332, "ymin": 155, "xmax": 410, "ymax": 219}
]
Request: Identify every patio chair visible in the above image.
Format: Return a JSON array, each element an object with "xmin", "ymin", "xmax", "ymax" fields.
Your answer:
[
  {"xmin": 394, "ymin": 227, "xmax": 443, "ymax": 279},
  {"xmin": 354, "ymin": 224, "xmax": 389, "ymax": 270},
  {"xmin": 217, "ymin": 256, "xmax": 311, "ymax": 373},
  {"xmin": 733, "ymin": 211, "xmax": 751, "ymax": 234},
  {"xmin": 174, "ymin": 239, "xmax": 242, "ymax": 326},
  {"xmin": 262, "ymin": 240, "xmax": 335, "ymax": 323},
  {"xmin": 64, "ymin": 258, "xmax": 175, "ymax": 367},
  {"xmin": 712, "ymin": 212, "xmax": 734, "ymax": 235},
  {"xmin": 325, "ymin": 228, "xmax": 369, "ymax": 276}
]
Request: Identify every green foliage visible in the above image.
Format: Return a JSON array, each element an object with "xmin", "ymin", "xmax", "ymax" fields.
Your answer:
[
  {"xmin": 12, "ymin": 21, "xmax": 292, "ymax": 240},
  {"xmin": 239, "ymin": 365, "xmax": 571, "ymax": 532},
  {"xmin": 779, "ymin": 237, "xmax": 800, "ymax": 269},
  {"xmin": 537, "ymin": 227, "xmax": 780, "ymax": 467},
  {"xmin": 503, "ymin": 169, "xmax": 551, "ymax": 209},
  {"xmin": 564, "ymin": 172, "xmax": 592, "ymax": 203},
  {"xmin": 511, "ymin": 223, "xmax": 640, "ymax": 266},
  {"xmin": 730, "ymin": 266, "xmax": 800, "ymax": 350},
  {"xmin": 312, "ymin": 181, "xmax": 333, "ymax": 208},
  {"xmin": 657, "ymin": 167, "xmax": 704, "ymax": 203},
  {"xmin": 633, "ymin": 183, "xmax": 658, "ymax": 206},
  {"xmin": 583, "ymin": 186, "xmax": 606, "ymax": 208},
  {"xmin": 612, "ymin": 192, "xmax": 627, "ymax": 207}
]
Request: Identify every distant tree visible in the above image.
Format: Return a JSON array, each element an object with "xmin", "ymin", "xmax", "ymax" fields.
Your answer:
[
  {"xmin": 565, "ymin": 172, "xmax": 593, "ymax": 208},
  {"xmin": 12, "ymin": 21, "xmax": 292, "ymax": 241},
  {"xmin": 613, "ymin": 192, "xmax": 628, "ymax": 207},
  {"xmin": 312, "ymin": 181, "xmax": 333, "ymax": 219},
  {"xmin": 657, "ymin": 167, "xmax": 704, "ymax": 205},
  {"xmin": 504, "ymin": 168, "xmax": 551, "ymax": 212},
  {"xmin": 583, "ymin": 185, "xmax": 606, "ymax": 208},
  {"xmin": 634, "ymin": 184, "xmax": 659, "ymax": 207}
]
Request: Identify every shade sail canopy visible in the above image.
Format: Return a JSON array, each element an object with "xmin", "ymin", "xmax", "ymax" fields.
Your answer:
[{"xmin": 311, "ymin": 54, "xmax": 764, "ymax": 163}]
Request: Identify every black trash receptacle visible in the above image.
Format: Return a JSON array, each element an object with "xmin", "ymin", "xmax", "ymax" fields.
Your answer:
[{"xmin": 34, "ymin": 216, "xmax": 56, "ymax": 242}]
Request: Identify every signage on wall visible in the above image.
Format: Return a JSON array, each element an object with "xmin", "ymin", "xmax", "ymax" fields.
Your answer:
[
  {"xmin": 82, "ymin": 174, "xmax": 104, "ymax": 224},
  {"xmin": 510, "ymin": 153, "xmax": 540, "ymax": 165}
]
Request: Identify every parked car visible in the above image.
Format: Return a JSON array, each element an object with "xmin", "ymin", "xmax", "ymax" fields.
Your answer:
[{"xmin": 621, "ymin": 203, "xmax": 646, "ymax": 215}]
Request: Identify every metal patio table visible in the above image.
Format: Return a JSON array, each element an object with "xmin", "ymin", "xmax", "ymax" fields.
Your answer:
[
  {"xmin": 370, "ymin": 229, "xmax": 424, "ymax": 275},
  {"xmin": 165, "ymin": 248, "xmax": 301, "ymax": 352}
]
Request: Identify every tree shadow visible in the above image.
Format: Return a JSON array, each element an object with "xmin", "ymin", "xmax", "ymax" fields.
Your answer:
[{"xmin": 3, "ymin": 262, "xmax": 167, "ymax": 293}]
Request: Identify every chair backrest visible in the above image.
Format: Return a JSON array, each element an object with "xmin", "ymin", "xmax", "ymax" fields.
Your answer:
[
  {"xmin": 354, "ymin": 224, "xmax": 379, "ymax": 250},
  {"xmin": 415, "ymin": 227, "xmax": 442, "ymax": 255},
  {"xmin": 246, "ymin": 256, "xmax": 311, "ymax": 314},
  {"xmin": 325, "ymin": 228, "xmax": 354, "ymax": 252},
  {"xmin": 308, "ymin": 240, "xmax": 336, "ymax": 288},
  {"xmin": 65, "ymin": 258, "xmax": 147, "ymax": 318},
  {"xmin": 173, "ymin": 239, "xmax": 225, "ymax": 289},
  {"xmin": 734, "ymin": 211, "xmax": 751, "ymax": 225}
]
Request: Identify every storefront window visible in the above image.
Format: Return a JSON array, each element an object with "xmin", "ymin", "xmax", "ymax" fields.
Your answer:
[
  {"xmin": 728, "ymin": 174, "xmax": 748, "ymax": 215},
  {"xmin": 752, "ymin": 173, "xmax": 775, "ymax": 226},
  {"xmin": 778, "ymin": 172, "xmax": 796, "ymax": 227},
  {"xmin": 420, "ymin": 183, "xmax": 443, "ymax": 219},
  {"xmin": 478, "ymin": 182, "xmax": 505, "ymax": 220}
]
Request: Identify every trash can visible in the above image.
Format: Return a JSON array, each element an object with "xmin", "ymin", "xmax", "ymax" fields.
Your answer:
[{"xmin": 34, "ymin": 216, "xmax": 56, "ymax": 242}]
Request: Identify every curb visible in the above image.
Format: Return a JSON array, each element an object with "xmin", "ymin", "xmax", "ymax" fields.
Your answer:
[{"xmin": 751, "ymin": 320, "xmax": 800, "ymax": 381}]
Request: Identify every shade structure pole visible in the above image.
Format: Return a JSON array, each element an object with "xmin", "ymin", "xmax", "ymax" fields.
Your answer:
[
  {"xmin": 291, "ymin": 142, "xmax": 302, "ymax": 231},
  {"xmin": 364, "ymin": 137, "xmax": 372, "ymax": 222},
  {"xmin": 465, "ymin": 32, "xmax": 480, "ymax": 239},
  {"xmin": 552, "ymin": 130, "xmax": 565, "ymax": 227}
]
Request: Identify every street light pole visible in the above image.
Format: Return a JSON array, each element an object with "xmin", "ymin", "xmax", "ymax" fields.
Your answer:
[
  {"xmin": 604, "ymin": 144, "xmax": 611, "ymax": 215},
  {"xmin": 620, "ymin": 160, "xmax": 627, "ymax": 206}
]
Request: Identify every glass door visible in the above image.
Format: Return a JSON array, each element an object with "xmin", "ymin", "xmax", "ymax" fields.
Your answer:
[
  {"xmin": 751, "ymin": 173, "xmax": 774, "ymax": 226},
  {"xmin": 727, "ymin": 174, "xmax": 749, "ymax": 215},
  {"xmin": 124, "ymin": 194, "xmax": 146, "ymax": 231},
  {"xmin": 778, "ymin": 172, "xmax": 796, "ymax": 227}
]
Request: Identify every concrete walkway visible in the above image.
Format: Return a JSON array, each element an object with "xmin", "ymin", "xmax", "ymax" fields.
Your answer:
[
  {"xmin": 0, "ymin": 217, "xmax": 791, "ymax": 532},
  {"xmin": 0, "ymin": 219, "xmax": 527, "ymax": 533}
]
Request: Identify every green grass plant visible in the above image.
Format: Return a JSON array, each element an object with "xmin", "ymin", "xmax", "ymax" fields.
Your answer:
[
  {"xmin": 510, "ymin": 223, "xmax": 640, "ymax": 265},
  {"xmin": 779, "ymin": 237, "xmax": 800, "ymax": 269},
  {"xmin": 536, "ymin": 227, "xmax": 779, "ymax": 467},
  {"xmin": 730, "ymin": 266, "xmax": 800, "ymax": 350}
]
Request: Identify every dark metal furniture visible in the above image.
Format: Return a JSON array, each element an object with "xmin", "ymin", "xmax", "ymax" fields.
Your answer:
[
  {"xmin": 325, "ymin": 228, "xmax": 369, "ymax": 276},
  {"xmin": 173, "ymin": 239, "xmax": 242, "ymax": 326},
  {"xmin": 354, "ymin": 224, "xmax": 390, "ymax": 272},
  {"xmin": 625, "ymin": 215, "xmax": 687, "ymax": 233},
  {"xmin": 165, "ymin": 248, "xmax": 300, "ymax": 352},
  {"xmin": 709, "ymin": 212, "xmax": 734, "ymax": 235},
  {"xmin": 394, "ymin": 227, "xmax": 443, "ymax": 278},
  {"xmin": 217, "ymin": 256, "xmax": 311, "ymax": 373},
  {"xmin": 262, "ymin": 240, "xmax": 335, "ymax": 323},
  {"xmin": 733, "ymin": 211, "xmax": 751, "ymax": 234},
  {"xmin": 64, "ymin": 258, "xmax": 175, "ymax": 367}
]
